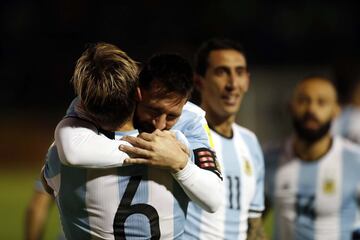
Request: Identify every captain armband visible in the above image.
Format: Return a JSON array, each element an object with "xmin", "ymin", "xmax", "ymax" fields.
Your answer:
[{"xmin": 193, "ymin": 148, "xmax": 222, "ymax": 180}]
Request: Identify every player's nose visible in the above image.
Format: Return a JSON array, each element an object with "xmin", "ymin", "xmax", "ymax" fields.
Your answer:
[
  {"xmin": 307, "ymin": 101, "xmax": 319, "ymax": 114},
  {"xmin": 153, "ymin": 114, "xmax": 167, "ymax": 130},
  {"xmin": 225, "ymin": 71, "xmax": 238, "ymax": 91}
]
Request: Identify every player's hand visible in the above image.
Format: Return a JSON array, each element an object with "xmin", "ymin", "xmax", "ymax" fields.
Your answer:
[{"xmin": 120, "ymin": 129, "xmax": 189, "ymax": 173}]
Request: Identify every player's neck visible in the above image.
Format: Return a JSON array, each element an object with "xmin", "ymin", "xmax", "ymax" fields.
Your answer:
[
  {"xmin": 293, "ymin": 133, "xmax": 332, "ymax": 162},
  {"xmin": 114, "ymin": 121, "xmax": 135, "ymax": 132},
  {"xmin": 204, "ymin": 108, "xmax": 235, "ymax": 138},
  {"xmin": 96, "ymin": 113, "xmax": 135, "ymax": 132},
  {"xmin": 98, "ymin": 121, "xmax": 134, "ymax": 133},
  {"xmin": 103, "ymin": 114, "xmax": 135, "ymax": 132}
]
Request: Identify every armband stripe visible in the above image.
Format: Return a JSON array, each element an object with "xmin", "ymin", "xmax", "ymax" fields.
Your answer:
[
  {"xmin": 193, "ymin": 147, "xmax": 222, "ymax": 180},
  {"xmin": 200, "ymin": 162, "xmax": 215, "ymax": 168}
]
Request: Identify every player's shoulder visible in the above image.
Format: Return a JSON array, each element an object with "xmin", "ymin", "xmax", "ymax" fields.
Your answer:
[
  {"xmin": 233, "ymin": 123, "xmax": 258, "ymax": 143},
  {"xmin": 174, "ymin": 102, "xmax": 206, "ymax": 130},
  {"xmin": 339, "ymin": 136, "xmax": 360, "ymax": 157},
  {"xmin": 346, "ymin": 105, "xmax": 360, "ymax": 116},
  {"xmin": 335, "ymin": 137, "xmax": 360, "ymax": 174},
  {"xmin": 56, "ymin": 116, "xmax": 99, "ymax": 138},
  {"xmin": 182, "ymin": 101, "xmax": 206, "ymax": 118},
  {"xmin": 233, "ymin": 123, "xmax": 264, "ymax": 160},
  {"xmin": 58, "ymin": 116, "xmax": 96, "ymax": 129}
]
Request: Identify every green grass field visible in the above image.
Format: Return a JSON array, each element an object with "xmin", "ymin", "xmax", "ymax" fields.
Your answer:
[
  {"xmin": 0, "ymin": 169, "xmax": 61, "ymax": 239},
  {"xmin": 0, "ymin": 169, "xmax": 273, "ymax": 239}
]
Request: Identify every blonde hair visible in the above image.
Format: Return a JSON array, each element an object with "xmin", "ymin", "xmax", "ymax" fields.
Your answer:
[{"xmin": 72, "ymin": 42, "xmax": 139, "ymax": 129}]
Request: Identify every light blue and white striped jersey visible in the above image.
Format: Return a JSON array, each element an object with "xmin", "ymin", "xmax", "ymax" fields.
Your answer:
[
  {"xmin": 184, "ymin": 124, "xmax": 265, "ymax": 240},
  {"xmin": 44, "ymin": 100, "xmax": 221, "ymax": 240},
  {"xmin": 265, "ymin": 136, "xmax": 360, "ymax": 240},
  {"xmin": 44, "ymin": 129, "xmax": 192, "ymax": 240},
  {"xmin": 332, "ymin": 106, "xmax": 360, "ymax": 144}
]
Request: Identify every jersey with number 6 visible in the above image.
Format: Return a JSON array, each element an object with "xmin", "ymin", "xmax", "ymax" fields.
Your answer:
[
  {"xmin": 45, "ymin": 129, "xmax": 193, "ymax": 240},
  {"xmin": 265, "ymin": 136, "xmax": 360, "ymax": 240},
  {"xmin": 184, "ymin": 124, "xmax": 265, "ymax": 240}
]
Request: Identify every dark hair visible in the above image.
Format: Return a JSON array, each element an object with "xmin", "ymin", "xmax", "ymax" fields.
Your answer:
[
  {"xmin": 72, "ymin": 42, "xmax": 139, "ymax": 129},
  {"xmin": 195, "ymin": 38, "xmax": 246, "ymax": 76},
  {"xmin": 138, "ymin": 53, "xmax": 193, "ymax": 98}
]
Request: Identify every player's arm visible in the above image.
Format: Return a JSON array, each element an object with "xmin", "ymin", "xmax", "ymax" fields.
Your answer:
[
  {"xmin": 170, "ymin": 105, "xmax": 223, "ymax": 212},
  {"xmin": 25, "ymin": 181, "xmax": 54, "ymax": 240},
  {"xmin": 171, "ymin": 154, "xmax": 223, "ymax": 213},
  {"xmin": 173, "ymin": 107, "xmax": 223, "ymax": 212},
  {"xmin": 55, "ymin": 117, "xmax": 131, "ymax": 168},
  {"xmin": 121, "ymin": 130, "xmax": 223, "ymax": 213},
  {"xmin": 247, "ymin": 217, "xmax": 268, "ymax": 240}
]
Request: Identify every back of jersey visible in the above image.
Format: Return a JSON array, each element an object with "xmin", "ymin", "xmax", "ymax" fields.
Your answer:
[{"xmin": 45, "ymin": 131, "xmax": 189, "ymax": 240}]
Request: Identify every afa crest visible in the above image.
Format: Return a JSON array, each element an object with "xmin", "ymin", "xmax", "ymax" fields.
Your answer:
[
  {"xmin": 244, "ymin": 159, "xmax": 252, "ymax": 176},
  {"xmin": 323, "ymin": 179, "xmax": 336, "ymax": 194}
]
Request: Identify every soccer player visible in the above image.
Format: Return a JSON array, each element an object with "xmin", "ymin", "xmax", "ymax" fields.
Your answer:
[
  {"xmin": 265, "ymin": 76, "xmax": 360, "ymax": 240},
  {"xmin": 25, "ymin": 180, "xmax": 65, "ymax": 240},
  {"xmin": 43, "ymin": 43, "xmax": 222, "ymax": 239},
  {"xmin": 184, "ymin": 38, "xmax": 266, "ymax": 240}
]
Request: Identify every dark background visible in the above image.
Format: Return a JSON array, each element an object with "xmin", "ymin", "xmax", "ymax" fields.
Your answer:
[
  {"xmin": 2, "ymin": 1, "xmax": 360, "ymax": 110},
  {"xmin": 1, "ymin": 1, "xmax": 360, "ymax": 167},
  {"xmin": 1, "ymin": 3, "xmax": 359, "ymax": 238}
]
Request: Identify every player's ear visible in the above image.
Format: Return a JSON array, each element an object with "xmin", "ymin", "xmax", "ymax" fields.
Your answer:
[{"xmin": 135, "ymin": 87, "xmax": 142, "ymax": 102}]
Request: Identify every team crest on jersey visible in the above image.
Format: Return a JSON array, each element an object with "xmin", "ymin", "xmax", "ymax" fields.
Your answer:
[
  {"xmin": 323, "ymin": 179, "xmax": 336, "ymax": 194},
  {"xmin": 243, "ymin": 159, "xmax": 252, "ymax": 176}
]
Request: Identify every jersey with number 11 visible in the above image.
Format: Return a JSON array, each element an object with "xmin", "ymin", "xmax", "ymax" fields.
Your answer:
[{"xmin": 185, "ymin": 124, "xmax": 265, "ymax": 240}]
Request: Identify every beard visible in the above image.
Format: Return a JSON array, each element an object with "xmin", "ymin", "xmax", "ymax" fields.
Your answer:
[{"xmin": 292, "ymin": 113, "xmax": 332, "ymax": 143}]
